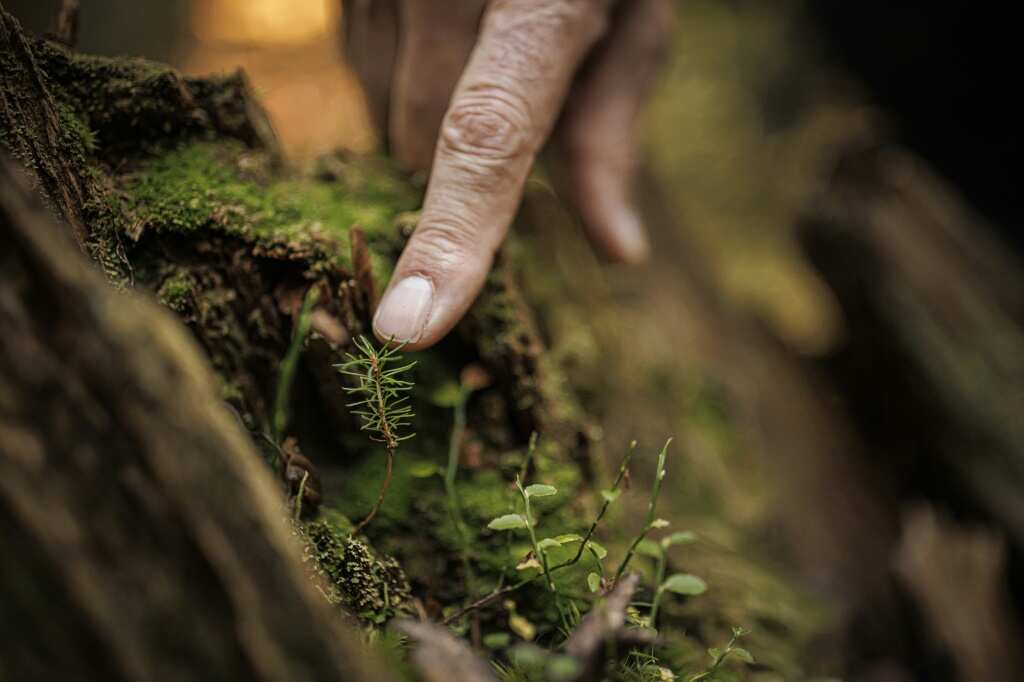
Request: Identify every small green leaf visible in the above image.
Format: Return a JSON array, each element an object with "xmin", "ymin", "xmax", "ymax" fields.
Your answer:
[
  {"xmin": 525, "ymin": 484, "xmax": 557, "ymax": 498},
  {"xmin": 537, "ymin": 538, "xmax": 561, "ymax": 552},
  {"xmin": 488, "ymin": 514, "xmax": 528, "ymax": 531},
  {"xmin": 661, "ymin": 573, "xmax": 707, "ymax": 595},
  {"xmin": 650, "ymin": 518, "xmax": 670, "ymax": 529},
  {"xmin": 729, "ymin": 647, "xmax": 755, "ymax": 664},
  {"xmin": 428, "ymin": 382, "xmax": 464, "ymax": 407},
  {"xmin": 661, "ymin": 531, "xmax": 697, "ymax": 549},
  {"xmin": 587, "ymin": 572, "xmax": 601, "ymax": 592},
  {"xmin": 511, "ymin": 644, "xmax": 546, "ymax": 669},
  {"xmin": 708, "ymin": 647, "xmax": 723, "ymax": 662},
  {"xmin": 600, "ymin": 488, "xmax": 621, "ymax": 503},
  {"xmin": 553, "ymin": 533, "xmax": 583, "ymax": 544},
  {"xmin": 408, "ymin": 460, "xmax": 440, "ymax": 478},
  {"xmin": 483, "ymin": 632, "xmax": 510, "ymax": 649},
  {"xmin": 635, "ymin": 538, "xmax": 663, "ymax": 559},
  {"xmin": 547, "ymin": 655, "xmax": 582, "ymax": 681},
  {"xmin": 586, "ymin": 540, "xmax": 608, "ymax": 559}
]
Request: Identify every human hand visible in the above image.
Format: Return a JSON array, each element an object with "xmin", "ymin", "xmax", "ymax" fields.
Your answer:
[{"xmin": 343, "ymin": 0, "xmax": 672, "ymax": 349}]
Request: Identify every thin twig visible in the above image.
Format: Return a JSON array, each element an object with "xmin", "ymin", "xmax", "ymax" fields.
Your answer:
[
  {"xmin": 293, "ymin": 470, "xmax": 309, "ymax": 522},
  {"xmin": 394, "ymin": 620, "xmax": 498, "ymax": 682},
  {"xmin": 565, "ymin": 572, "xmax": 654, "ymax": 681}
]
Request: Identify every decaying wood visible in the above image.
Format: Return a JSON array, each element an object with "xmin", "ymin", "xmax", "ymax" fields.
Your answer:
[
  {"xmin": 394, "ymin": 619, "xmax": 500, "ymax": 682},
  {"xmin": 53, "ymin": 0, "xmax": 79, "ymax": 47},
  {"xmin": 0, "ymin": 5, "xmax": 90, "ymax": 247},
  {"xmin": 564, "ymin": 572, "xmax": 652, "ymax": 681},
  {"xmin": 895, "ymin": 506, "xmax": 1023, "ymax": 680},
  {"xmin": 0, "ymin": 157, "xmax": 392, "ymax": 682}
]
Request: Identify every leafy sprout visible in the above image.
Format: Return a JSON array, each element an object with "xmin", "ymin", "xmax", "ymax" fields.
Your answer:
[
  {"xmin": 687, "ymin": 627, "xmax": 754, "ymax": 682},
  {"xmin": 636, "ymin": 530, "xmax": 703, "ymax": 627}
]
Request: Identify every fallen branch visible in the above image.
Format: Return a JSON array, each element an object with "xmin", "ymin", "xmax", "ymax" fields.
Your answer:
[
  {"xmin": 394, "ymin": 620, "xmax": 498, "ymax": 682},
  {"xmin": 564, "ymin": 572, "xmax": 653, "ymax": 681}
]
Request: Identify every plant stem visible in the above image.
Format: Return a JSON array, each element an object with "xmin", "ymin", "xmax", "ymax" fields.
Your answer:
[
  {"xmin": 293, "ymin": 469, "xmax": 310, "ymax": 522},
  {"xmin": 613, "ymin": 438, "xmax": 672, "ymax": 582},
  {"xmin": 566, "ymin": 441, "xmax": 637, "ymax": 566},
  {"xmin": 442, "ymin": 440, "xmax": 653, "ymax": 624},
  {"xmin": 687, "ymin": 630, "xmax": 741, "ymax": 682},
  {"xmin": 520, "ymin": 431, "xmax": 538, "ymax": 481},
  {"xmin": 648, "ymin": 548, "xmax": 668, "ymax": 626},
  {"xmin": 353, "ymin": 447, "xmax": 393, "ymax": 536},
  {"xmin": 518, "ymin": 477, "xmax": 555, "ymax": 592},
  {"xmin": 446, "ymin": 389, "xmax": 476, "ymax": 595},
  {"xmin": 272, "ymin": 287, "xmax": 319, "ymax": 444}
]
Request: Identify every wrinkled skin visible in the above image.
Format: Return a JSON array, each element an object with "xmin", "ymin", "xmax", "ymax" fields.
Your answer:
[{"xmin": 343, "ymin": 0, "xmax": 672, "ymax": 349}]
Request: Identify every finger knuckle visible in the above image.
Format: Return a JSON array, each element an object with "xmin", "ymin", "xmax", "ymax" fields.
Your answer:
[
  {"xmin": 508, "ymin": 0, "xmax": 607, "ymax": 40},
  {"xmin": 440, "ymin": 90, "xmax": 533, "ymax": 162},
  {"xmin": 408, "ymin": 217, "xmax": 481, "ymax": 270}
]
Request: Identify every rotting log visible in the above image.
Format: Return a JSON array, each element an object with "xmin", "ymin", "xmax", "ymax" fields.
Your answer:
[{"xmin": 0, "ymin": 155, "xmax": 393, "ymax": 682}]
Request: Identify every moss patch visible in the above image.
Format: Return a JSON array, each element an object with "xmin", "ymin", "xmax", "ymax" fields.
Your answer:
[
  {"xmin": 108, "ymin": 142, "xmax": 416, "ymax": 276},
  {"xmin": 299, "ymin": 508, "xmax": 414, "ymax": 625}
]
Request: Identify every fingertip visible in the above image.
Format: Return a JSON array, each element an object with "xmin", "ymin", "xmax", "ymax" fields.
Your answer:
[
  {"xmin": 573, "ymin": 177, "xmax": 651, "ymax": 264},
  {"xmin": 605, "ymin": 204, "xmax": 651, "ymax": 264}
]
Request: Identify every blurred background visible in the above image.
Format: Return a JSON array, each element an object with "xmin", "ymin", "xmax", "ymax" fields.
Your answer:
[{"xmin": 6, "ymin": 1, "xmax": 1021, "ymax": 680}]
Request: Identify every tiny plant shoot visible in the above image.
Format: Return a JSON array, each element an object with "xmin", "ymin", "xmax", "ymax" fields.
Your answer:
[
  {"xmin": 636, "ymin": 530, "xmax": 703, "ymax": 627},
  {"xmin": 687, "ymin": 627, "xmax": 754, "ymax": 681},
  {"xmin": 337, "ymin": 335, "xmax": 416, "ymax": 535}
]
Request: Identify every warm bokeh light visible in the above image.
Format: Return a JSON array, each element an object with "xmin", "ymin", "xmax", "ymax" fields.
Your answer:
[
  {"xmin": 182, "ymin": 0, "xmax": 376, "ymax": 160},
  {"xmin": 191, "ymin": 0, "xmax": 333, "ymax": 45}
]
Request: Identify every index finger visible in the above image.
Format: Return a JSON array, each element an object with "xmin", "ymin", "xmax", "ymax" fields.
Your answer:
[{"xmin": 373, "ymin": 0, "xmax": 609, "ymax": 349}]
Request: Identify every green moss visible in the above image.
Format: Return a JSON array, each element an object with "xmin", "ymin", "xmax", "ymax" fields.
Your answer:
[
  {"xmin": 299, "ymin": 508, "xmax": 414, "ymax": 625},
  {"xmin": 34, "ymin": 40, "xmax": 257, "ymax": 157},
  {"xmin": 113, "ymin": 141, "xmax": 416, "ymax": 273},
  {"xmin": 157, "ymin": 273, "xmax": 194, "ymax": 312}
]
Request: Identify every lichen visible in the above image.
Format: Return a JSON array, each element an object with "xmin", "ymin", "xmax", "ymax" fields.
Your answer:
[{"xmin": 299, "ymin": 508, "xmax": 414, "ymax": 625}]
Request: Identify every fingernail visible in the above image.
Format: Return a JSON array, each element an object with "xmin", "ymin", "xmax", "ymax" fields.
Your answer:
[
  {"xmin": 373, "ymin": 276, "xmax": 433, "ymax": 343},
  {"xmin": 614, "ymin": 207, "xmax": 651, "ymax": 264}
]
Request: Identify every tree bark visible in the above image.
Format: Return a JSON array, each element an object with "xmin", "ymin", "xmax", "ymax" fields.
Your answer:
[{"xmin": 0, "ymin": 156, "xmax": 392, "ymax": 682}]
